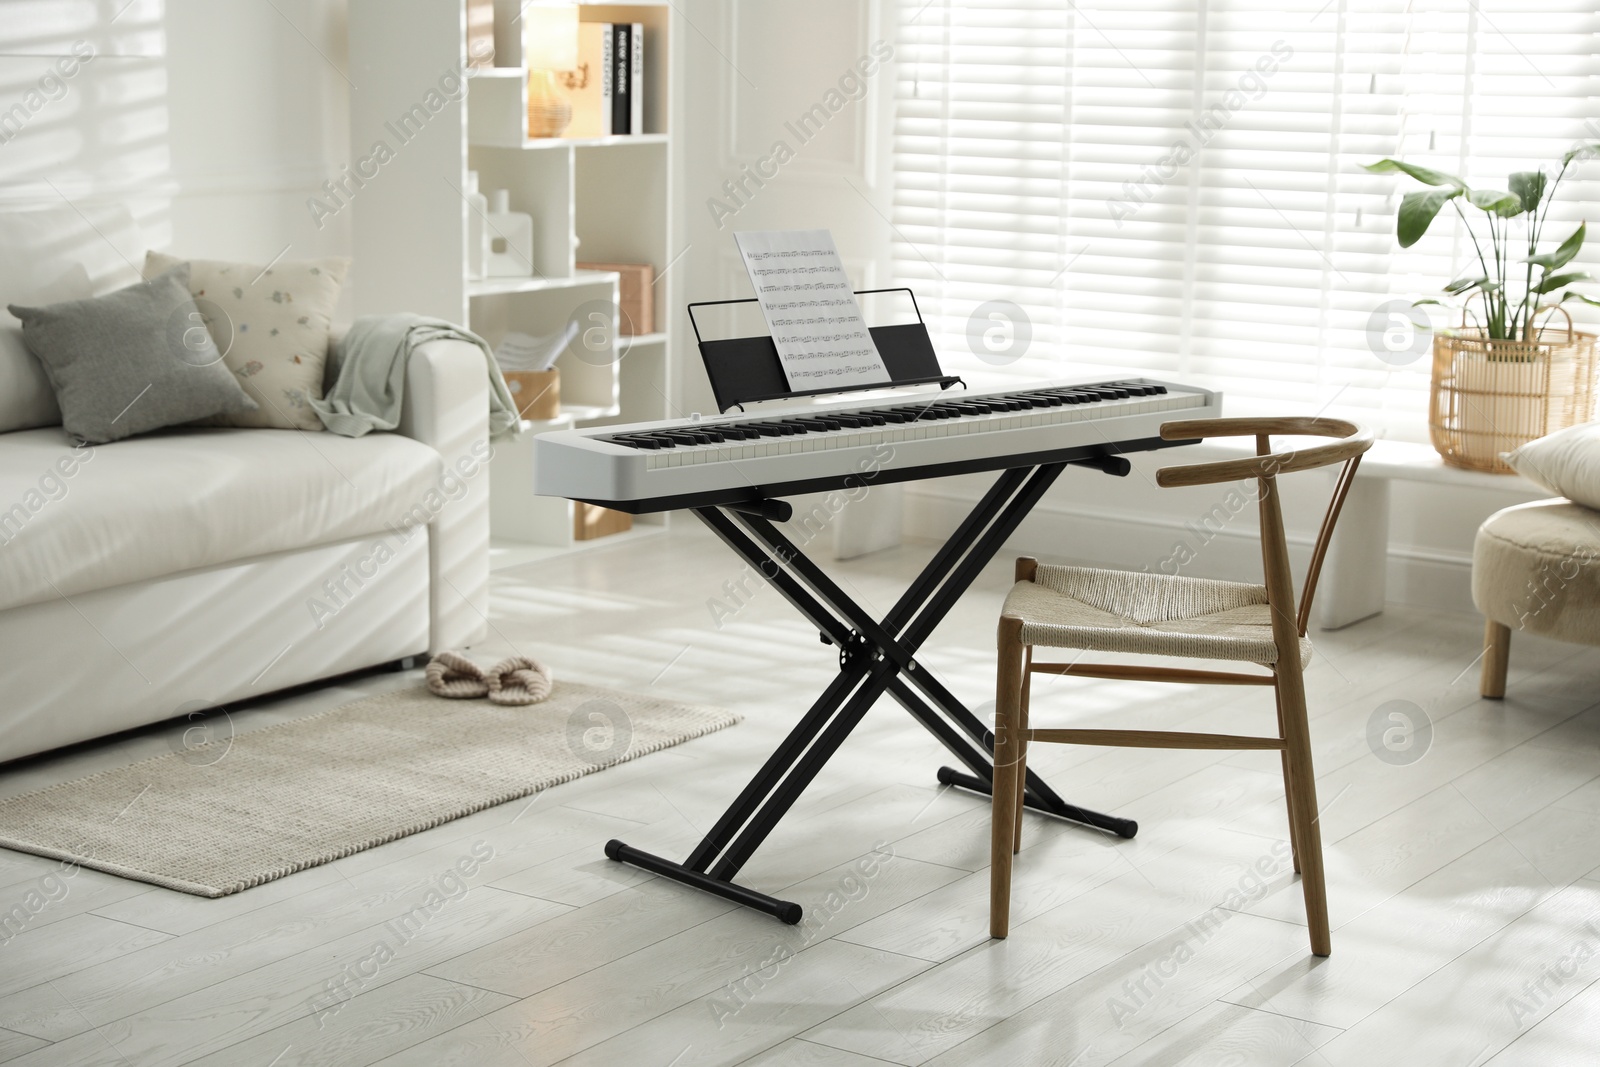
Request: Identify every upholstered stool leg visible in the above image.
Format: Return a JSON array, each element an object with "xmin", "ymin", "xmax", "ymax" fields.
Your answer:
[
  {"xmin": 1482, "ymin": 620, "xmax": 1511, "ymax": 699},
  {"xmin": 991, "ymin": 616, "xmax": 1026, "ymax": 939}
]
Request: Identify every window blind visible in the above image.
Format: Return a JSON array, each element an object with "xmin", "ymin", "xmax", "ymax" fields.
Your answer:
[{"xmin": 891, "ymin": 0, "xmax": 1600, "ymax": 437}]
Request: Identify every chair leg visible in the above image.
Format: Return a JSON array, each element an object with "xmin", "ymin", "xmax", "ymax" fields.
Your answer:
[
  {"xmin": 991, "ymin": 617, "xmax": 1026, "ymax": 939},
  {"xmin": 1481, "ymin": 620, "xmax": 1511, "ymax": 699},
  {"xmin": 1276, "ymin": 669, "xmax": 1331, "ymax": 957},
  {"xmin": 1013, "ymin": 654, "xmax": 1031, "ymax": 854},
  {"xmin": 1273, "ymin": 685, "xmax": 1301, "ymax": 875}
]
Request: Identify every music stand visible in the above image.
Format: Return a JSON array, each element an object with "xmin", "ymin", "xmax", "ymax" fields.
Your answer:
[{"xmin": 687, "ymin": 287, "xmax": 964, "ymax": 412}]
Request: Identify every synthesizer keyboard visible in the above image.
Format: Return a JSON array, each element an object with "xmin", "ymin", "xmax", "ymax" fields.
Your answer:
[{"xmin": 532, "ymin": 378, "xmax": 1220, "ymax": 513}]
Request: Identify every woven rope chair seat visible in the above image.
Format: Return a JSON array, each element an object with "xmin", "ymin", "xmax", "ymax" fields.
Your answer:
[{"xmin": 1002, "ymin": 564, "xmax": 1312, "ymax": 666}]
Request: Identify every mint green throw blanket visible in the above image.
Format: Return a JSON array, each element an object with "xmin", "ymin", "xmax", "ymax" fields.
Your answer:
[{"xmin": 314, "ymin": 314, "xmax": 521, "ymax": 439}]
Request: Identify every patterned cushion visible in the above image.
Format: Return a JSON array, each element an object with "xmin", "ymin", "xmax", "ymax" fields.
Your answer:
[{"xmin": 144, "ymin": 252, "xmax": 349, "ymax": 431}]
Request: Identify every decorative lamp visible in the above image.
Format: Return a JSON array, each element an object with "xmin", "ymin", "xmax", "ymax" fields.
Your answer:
[{"xmin": 525, "ymin": 3, "xmax": 580, "ymax": 139}]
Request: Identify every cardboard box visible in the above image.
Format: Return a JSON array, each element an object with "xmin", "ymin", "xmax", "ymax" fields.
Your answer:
[
  {"xmin": 574, "ymin": 501, "xmax": 633, "ymax": 540},
  {"xmin": 577, "ymin": 261, "xmax": 654, "ymax": 335},
  {"xmin": 503, "ymin": 368, "xmax": 561, "ymax": 421}
]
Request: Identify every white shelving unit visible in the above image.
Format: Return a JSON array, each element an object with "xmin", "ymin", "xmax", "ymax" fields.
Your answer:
[
  {"xmin": 466, "ymin": 267, "xmax": 618, "ymax": 298},
  {"xmin": 349, "ymin": 0, "xmax": 675, "ymax": 565}
]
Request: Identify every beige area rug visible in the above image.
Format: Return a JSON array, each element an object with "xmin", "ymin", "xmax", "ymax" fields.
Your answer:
[{"xmin": 0, "ymin": 682, "xmax": 739, "ymax": 897}]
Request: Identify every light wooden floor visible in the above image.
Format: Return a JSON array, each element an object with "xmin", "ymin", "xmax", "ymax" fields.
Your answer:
[{"xmin": 2, "ymin": 524, "xmax": 1598, "ymax": 1066}]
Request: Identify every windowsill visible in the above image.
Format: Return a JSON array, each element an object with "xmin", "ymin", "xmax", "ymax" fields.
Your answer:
[{"xmin": 1186, "ymin": 434, "xmax": 1543, "ymax": 492}]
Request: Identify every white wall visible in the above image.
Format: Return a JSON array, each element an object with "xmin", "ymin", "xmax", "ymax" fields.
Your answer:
[
  {"xmin": 671, "ymin": 0, "xmax": 897, "ymax": 419},
  {"xmin": 0, "ymin": 0, "xmax": 351, "ymax": 274}
]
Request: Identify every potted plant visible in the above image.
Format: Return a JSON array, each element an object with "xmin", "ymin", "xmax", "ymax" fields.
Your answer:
[{"xmin": 1365, "ymin": 148, "xmax": 1600, "ymax": 471}]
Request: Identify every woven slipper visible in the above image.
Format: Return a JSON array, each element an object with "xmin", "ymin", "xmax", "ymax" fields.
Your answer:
[
  {"xmin": 486, "ymin": 656, "xmax": 554, "ymax": 706},
  {"xmin": 425, "ymin": 651, "xmax": 490, "ymax": 699}
]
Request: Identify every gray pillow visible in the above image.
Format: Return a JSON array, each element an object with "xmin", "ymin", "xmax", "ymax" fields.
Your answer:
[{"xmin": 8, "ymin": 264, "xmax": 258, "ymax": 444}]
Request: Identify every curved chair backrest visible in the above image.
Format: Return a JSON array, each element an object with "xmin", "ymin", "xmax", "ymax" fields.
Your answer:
[{"xmin": 1154, "ymin": 418, "xmax": 1374, "ymax": 638}]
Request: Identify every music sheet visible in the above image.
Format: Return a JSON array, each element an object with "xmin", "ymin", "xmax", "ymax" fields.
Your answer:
[{"xmin": 734, "ymin": 229, "xmax": 889, "ymax": 391}]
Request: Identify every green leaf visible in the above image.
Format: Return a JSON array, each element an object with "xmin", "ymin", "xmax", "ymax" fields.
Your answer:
[
  {"xmin": 1526, "ymin": 221, "xmax": 1586, "ymax": 269},
  {"xmin": 1536, "ymin": 271, "xmax": 1592, "ymax": 294},
  {"xmin": 1559, "ymin": 291, "xmax": 1600, "ymax": 308},
  {"xmin": 1364, "ymin": 159, "xmax": 1466, "ymax": 188},
  {"xmin": 1411, "ymin": 298, "xmax": 1446, "ymax": 306},
  {"xmin": 1509, "ymin": 171, "xmax": 1547, "ymax": 214},
  {"xmin": 1443, "ymin": 276, "xmax": 1488, "ymax": 294},
  {"xmin": 1397, "ymin": 187, "xmax": 1463, "ymax": 247},
  {"xmin": 1561, "ymin": 142, "xmax": 1600, "ymax": 165},
  {"xmin": 1467, "ymin": 189, "xmax": 1522, "ymax": 217}
]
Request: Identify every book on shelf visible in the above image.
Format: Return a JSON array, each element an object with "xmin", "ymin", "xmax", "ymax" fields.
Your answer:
[
  {"xmin": 466, "ymin": 0, "xmax": 495, "ymax": 68},
  {"xmin": 564, "ymin": 22, "xmax": 646, "ymax": 140},
  {"xmin": 611, "ymin": 24, "xmax": 628, "ymax": 135},
  {"xmin": 630, "ymin": 23, "xmax": 644, "ymax": 135},
  {"xmin": 564, "ymin": 22, "xmax": 612, "ymax": 138}
]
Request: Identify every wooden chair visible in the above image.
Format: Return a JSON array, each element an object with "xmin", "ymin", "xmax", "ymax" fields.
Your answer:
[{"xmin": 989, "ymin": 417, "xmax": 1372, "ymax": 958}]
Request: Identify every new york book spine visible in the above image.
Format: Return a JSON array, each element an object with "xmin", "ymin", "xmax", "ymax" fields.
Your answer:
[{"xmin": 611, "ymin": 23, "xmax": 630, "ymax": 135}]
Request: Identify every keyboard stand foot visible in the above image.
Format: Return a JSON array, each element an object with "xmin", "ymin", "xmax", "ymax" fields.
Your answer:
[
  {"xmin": 605, "ymin": 840, "xmax": 802, "ymax": 923},
  {"xmin": 934, "ymin": 767, "xmax": 1138, "ymax": 839}
]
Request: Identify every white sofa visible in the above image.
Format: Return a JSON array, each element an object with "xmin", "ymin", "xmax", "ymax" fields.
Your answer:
[{"xmin": 0, "ymin": 207, "xmax": 489, "ymax": 763}]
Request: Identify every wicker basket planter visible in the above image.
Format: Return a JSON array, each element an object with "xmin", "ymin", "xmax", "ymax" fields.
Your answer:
[{"xmin": 1428, "ymin": 313, "xmax": 1597, "ymax": 473}]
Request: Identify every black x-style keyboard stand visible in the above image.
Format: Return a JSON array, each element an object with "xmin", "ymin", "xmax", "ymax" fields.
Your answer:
[{"xmin": 604, "ymin": 455, "xmax": 1146, "ymax": 923}]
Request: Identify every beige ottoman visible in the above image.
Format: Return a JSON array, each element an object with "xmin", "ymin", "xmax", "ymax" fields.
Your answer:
[{"xmin": 1473, "ymin": 499, "xmax": 1600, "ymax": 697}]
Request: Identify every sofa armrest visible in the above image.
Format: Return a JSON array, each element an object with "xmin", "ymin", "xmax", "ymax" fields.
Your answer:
[{"xmin": 397, "ymin": 336, "xmax": 491, "ymax": 650}]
